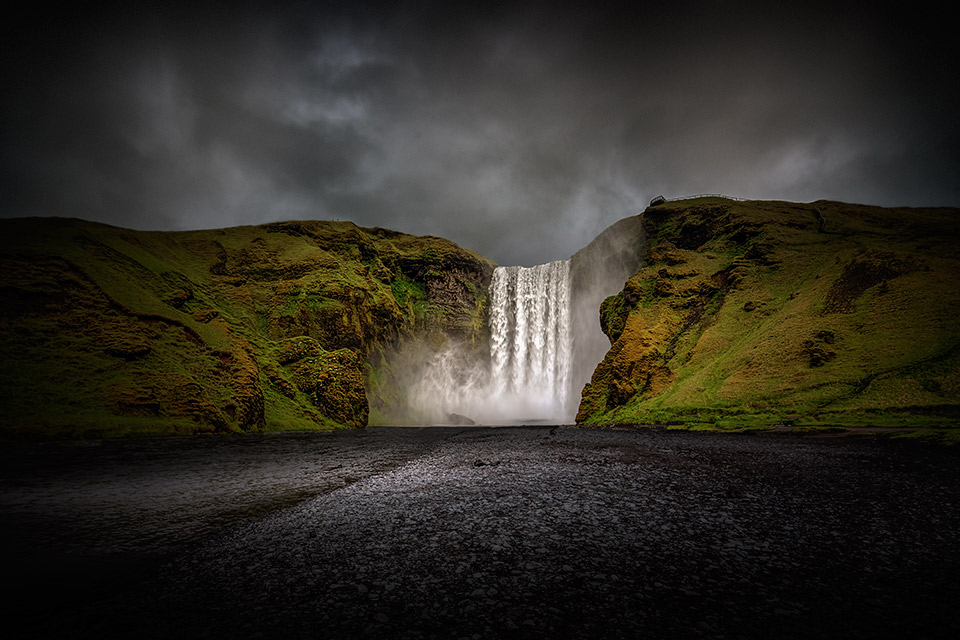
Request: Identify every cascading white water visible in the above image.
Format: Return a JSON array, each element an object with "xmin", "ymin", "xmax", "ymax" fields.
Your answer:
[
  {"xmin": 399, "ymin": 214, "xmax": 644, "ymax": 425},
  {"xmin": 404, "ymin": 260, "xmax": 574, "ymax": 424},
  {"xmin": 488, "ymin": 261, "xmax": 573, "ymax": 421}
]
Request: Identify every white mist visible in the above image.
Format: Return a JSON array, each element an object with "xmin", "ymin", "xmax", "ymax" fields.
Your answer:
[{"xmin": 401, "ymin": 214, "xmax": 645, "ymax": 425}]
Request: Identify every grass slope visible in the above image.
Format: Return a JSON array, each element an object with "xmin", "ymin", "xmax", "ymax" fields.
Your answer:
[
  {"xmin": 0, "ymin": 218, "xmax": 492, "ymax": 439},
  {"xmin": 578, "ymin": 198, "xmax": 960, "ymax": 438}
]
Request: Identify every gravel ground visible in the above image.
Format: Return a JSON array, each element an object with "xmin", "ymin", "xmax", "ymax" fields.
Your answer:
[{"xmin": 2, "ymin": 426, "xmax": 958, "ymax": 639}]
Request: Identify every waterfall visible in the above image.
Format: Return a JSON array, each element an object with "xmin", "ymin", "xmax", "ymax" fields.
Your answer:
[
  {"xmin": 488, "ymin": 261, "xmax": 573, "ymax": 421},
  {"xmin": 399, "ymin": 214, "xmax": 644, "ymax": 426}
]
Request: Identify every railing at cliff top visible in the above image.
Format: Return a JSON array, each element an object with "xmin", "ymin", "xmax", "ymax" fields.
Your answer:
[{"xmin": 664, "ymin": 194, "xmax": 748, "ymax": 202}]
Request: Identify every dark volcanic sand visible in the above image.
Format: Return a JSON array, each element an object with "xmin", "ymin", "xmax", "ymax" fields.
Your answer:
[{"xmin": 1, "ymin": 427, "xmax": 958, "ymax": 639}]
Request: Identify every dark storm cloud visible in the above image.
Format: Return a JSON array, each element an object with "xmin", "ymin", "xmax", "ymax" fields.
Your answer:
[{"xmin": 2, "ymin": 1, "xmax": 957, "ymax": 265}]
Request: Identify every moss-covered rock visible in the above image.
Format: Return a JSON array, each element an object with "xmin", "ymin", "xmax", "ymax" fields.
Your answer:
[
  {"xmin": 578, "ymin": 198, "xmax": 960, "ymax": 431},
  {"xmin": 292, "ymin": 350, "xmax": 369, "ymax": 428},
  {"xmin": 0, "ymin": 217, "xmax": 492, "ymax": 438}
]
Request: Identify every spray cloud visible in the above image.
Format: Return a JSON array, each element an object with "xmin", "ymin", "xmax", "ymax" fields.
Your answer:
[{"xmin": 396, "ymin": 214, "xmax": 646, "ymax": 425}]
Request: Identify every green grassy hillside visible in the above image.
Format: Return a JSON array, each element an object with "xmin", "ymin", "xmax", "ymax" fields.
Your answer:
[
  {"xmin": 0, "ymin": 218, "xmax": 492, "ymax": 439},
  {"xmin": 577, "ymin": 198, "xmax": 960, "ymax": 437}
]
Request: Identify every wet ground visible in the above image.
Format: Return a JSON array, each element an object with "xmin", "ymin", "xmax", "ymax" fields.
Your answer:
[{"xmin": 2, "ymin": 426, "xmax": 958, "ymax": 639}]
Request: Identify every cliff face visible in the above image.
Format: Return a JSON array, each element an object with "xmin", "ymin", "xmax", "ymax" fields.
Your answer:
[
  {"xmin": 577, "ymin": 198, "xmax": 960, "ymax": 430},
  {"xmin": 567, "ymin": 215, "xmax": 646, "ymax": 417},
  {"xmin": 0, "ymin": 218, "xmax": 492, "ymax": 438}
]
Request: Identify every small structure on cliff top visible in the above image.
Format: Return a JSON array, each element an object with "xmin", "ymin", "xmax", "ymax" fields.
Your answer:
[{"xmin": 649, "ymin": 195, "xmax": 666, "ymax": 206}]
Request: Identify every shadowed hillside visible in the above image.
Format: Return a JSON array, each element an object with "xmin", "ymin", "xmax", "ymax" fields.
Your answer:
[
  {"xmin": 578, "ymin": 198, "xmax": 960, "ymax": 438},
  {"xmin": 0, "ymin": 218, "xmax": 492, "ymax": 438}
]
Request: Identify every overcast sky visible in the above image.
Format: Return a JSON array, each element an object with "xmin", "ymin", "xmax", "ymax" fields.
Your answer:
[{"xmin": 2, "ymin": 1, "xmax": 956, "ymax": 265}]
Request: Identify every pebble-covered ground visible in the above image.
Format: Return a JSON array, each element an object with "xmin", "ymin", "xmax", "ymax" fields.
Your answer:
[{"xmin": 2, "ymin": 427, "xmax": 958, "ymax": 639}]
